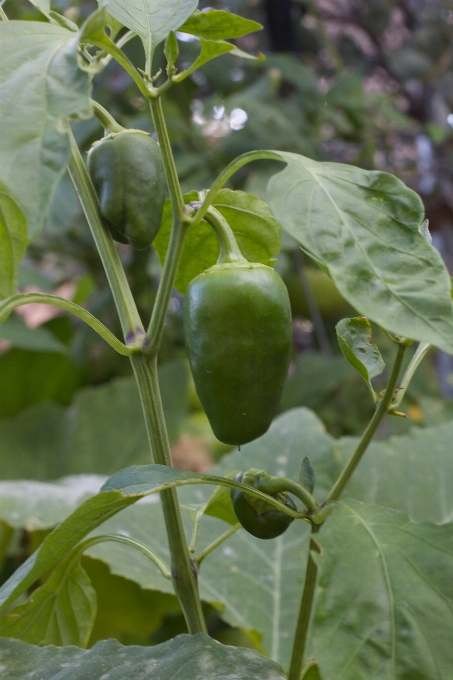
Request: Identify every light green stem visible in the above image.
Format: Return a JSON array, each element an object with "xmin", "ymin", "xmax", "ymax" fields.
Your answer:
[
  {"xmin": 327, "ymin": 343, "xmax": 407, "ymax": 503},
  {"xmin": 149, "ymin": 97, "xmax": 185, "ymax": 219},
  {"xmin": 194, "ymin": 524, "xmax": 242, "ymax": 567},
  {"xmin": 203, "ymin": 206, "xmax": 246, "ymax": 264},
  {"xmin": 146, "ymin": 97, "xmax": 187, "ymax": 347},
  {"xmin": 0, "ymin": 293, "xmax": 141, "ymax": 355},
  {"xmin": 67, "ymin": 126, "xmax": 143, "ymax": 340},
  {"xmin": 0, "ymin": 7, "xmax": 8, "ymax": 21},
  {"xmin": 288, "ymin": 527, "xmax": 320, "ymax": 680},
  {"xmin": 130, "ymin": 354, "xmax": 207, "ymax": 633},
  {"xmin": 91, "ymin": 99, "xmax": 124, "ymax": 134},
  {"xmin": 191, "ymin": 150, "xmax": 283, "ymax": 227},
  {"xmin": 391, "ymin": 342, "xmax": 431, "ymax": 410},
  {"xmin": 81, "ymin": 534, "xmax": 171, "ymax": 580}
]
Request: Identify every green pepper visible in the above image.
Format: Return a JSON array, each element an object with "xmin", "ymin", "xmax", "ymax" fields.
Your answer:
[
  {"xmin": 183, "ymin": 205, "xmax": 292, "ymax": 445},
  {"xmin": 87, "ymin": 129, "xmax": 165, "ymax": 250},
  {"xmin": 184, "ymin": 259, "xmax": 292, "ymax": 445},
  {"xmin": 231, "ymin": 471, "xmax": 296, "ymax": 539}
]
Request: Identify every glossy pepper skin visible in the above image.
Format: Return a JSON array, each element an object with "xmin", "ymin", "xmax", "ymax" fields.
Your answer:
[
  {"xmin": 184, "ymin": 261, "xmax": 292, "ymax": 445},
  {"xmin": 231, "ymin": 471, "xmax": 296, "ymax": 539},
  {"xmin": 87, "ymin": 130, "xmax": 165, "ymax": 250}
]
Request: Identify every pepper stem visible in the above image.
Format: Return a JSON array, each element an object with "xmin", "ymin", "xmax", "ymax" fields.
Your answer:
[
  {"xmin": 202, "ymin": 206, "xmax": 247, "ymax": 264},
  {"xmin": 91, "ymin": 99, "xmax": 125, "ymax": 135}
]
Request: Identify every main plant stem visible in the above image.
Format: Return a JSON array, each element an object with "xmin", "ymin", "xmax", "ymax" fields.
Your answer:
[
  {"xmin": 131, "ymin": 354, "xmax": 207, "ymax": 633},
  {"xmin": 288, "ymin": 343, "xmax": 406, "ymax": 678}
]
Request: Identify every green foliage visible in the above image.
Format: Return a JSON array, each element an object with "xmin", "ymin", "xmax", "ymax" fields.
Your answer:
[
  {"xmin": 0, "ymin": 360, "xmax": 189, "ymax": 478},
  {"xmin": 0, "ymin": 633, "xmax": 286, "ymax": 679},
  {"xmin": 314, "ymin": 501, "xmax": 453, "ymax": 679},
  {"xmin": 0, "ymin": 556, "xmax": 96, "ymax": 646},
  {"xmin": 0, "ymin": 189, "xmax": 27, "ymax": 300},
  {"xmin": 336, "ymin": 317, "xmax": 385, "ymax": 396},
  {"xmin": 0, "ymin": 22, "xmax": 91, "ymax": 238},
  {"xmin": 267, "ymin": 152, "xmax": 453, "ymax": 354}
]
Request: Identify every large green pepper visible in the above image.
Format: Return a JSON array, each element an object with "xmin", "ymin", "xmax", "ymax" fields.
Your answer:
[
  {"xmin": 231, "ymin": 471, "xmax": 296, "ymax": 539},
  {"xmin": 183, "ymin": 208, "xmax": 292, "ymax": 445},
  {"xmin": 87, "ymin": 129, "xmax": 165, "ymax": 250}
]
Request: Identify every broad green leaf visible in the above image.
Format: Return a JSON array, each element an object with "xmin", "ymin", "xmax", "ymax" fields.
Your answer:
[
  {"xmin": 0, "ymin": 489, "xmax": 136, "ymax": 612},
  {"xmin": 103, "ymin": 0, "xmax": 197, "ymax": 55},
  {"xmin": 267, "ymin": 152, "xmax": 453, "ymax": 354},
  {"xmin": 0, "ymin": 476, "xmax": 105, "ymax": 531},
  {"xmin": 154, "ymin": 190, "xmax": 281, "ymax": 293},
  {"xmin": 0, "ymin": 556, "xmax": 96, "ymax": 646},
  {"xmin": 0, "ymin": 360, "xmax": 189, "ymax": 479},
  {"xmin": 84, "ymin": 557, "xmax": 180, "ymax": 645},
  {"xmin": 338, "ymin": 419, "xmax": 453, "ymax": 523},
  {"xmin": 313, "ymin": 501, "xmax": 453, "ymax": 680},
  {"xmin": 336, "ymin": 316, "xmax": 385, "ymax": 395},
  {"xmin": 178, "ymin": 9, "xmax": 262, "ymax": 40},
  {"xmin": 0, "ymin": 22, "xmax": 91, "ymax": 238},
  {"xmin": 0, "ymin": 189, "xmax": 28, "ymax": 300},
  {"xmin": 0, "ymin": 316, "xmax": 66, "ymax": 353},
  {"xmin": 0, "ymin": 633, "xmax": 287, "ymax": 679}
]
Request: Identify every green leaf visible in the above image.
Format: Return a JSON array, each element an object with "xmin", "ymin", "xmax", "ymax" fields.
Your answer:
[
  {"xmin": 103, "ymin": 0, "xmax": 197, "ymax": 54},
  {"xmin": 85, "ymin": 409, "xmax": 333, "ymax": 668},
  {"xmin": 0, "ymin": 556, "xmax": 96, "ymax": 647},
  {"xmin": 173, "ymin": 38, "xmax": 237, "ymax": 82},
  {"xmin": 300, "ymin": 457, "xmax": 316, "ymax": 494},
  {"xmin": 84, "ymin": 557, "xmax": 180, "ymax": 645},
  {"xmin": 313, "ymin": 500, "xmax": 453, "ymax": 680},
  {"xmin": 0, "ymin": 316, "xmax": 66, "ymax": 353},
  {"xmin": 164, "ymin": 31, "xmax": 179, "ymax": 68},
  {"xmin": 154, "ymin": 190, "xmax": 281, "ymax": 293},
  {"xmin": 0, "ymin": 349, "xmax": 82, "ymax": 419},
  {"xmin": 0, "ymin": 488, "xmax": 134, "ymax": 613},
  {"xmin": 178, "ymin": 9, "xmax": 262, "ymax": 40},
  {"xmin": 301, "ymin": 661, "xmax": 322, "ymax": 680},
  {"xmin": 28, "ymin": 0, "xmax": 51, "ymax": 17},
  {"xmin": 0, "ymin": 633, "xmax": 287, "ymax": 679},
  {"xmin": 203, "ymin": 483, "xmax": 239, "ymax": 526},
  {"xmin": 0, "ymin": 360, "xmax": 189, "ymax": 479},
  {"xmin": 267, "ymin": 152, "xmax": 453, "ymax": 354},
  {"xmin": 0, "ymin": 22, "xmax": 91, "ymax": 239},
  {"xmin": 338, "ymin": 420, "xmax": 453, "ymax": 523},
  {"xmin": 0, "ymin": 188, "xmax": 28, "ymax": 301},
  {"xmin": 336, "ymin": 317, "xmax": 385, "ymax": 395},
  {"xmin": 0, "ymin": 476, "xmax": 105, "ymax": 531}
]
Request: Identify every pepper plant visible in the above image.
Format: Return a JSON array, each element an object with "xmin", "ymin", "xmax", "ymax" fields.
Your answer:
[{"xmin": 1, "ymin": 2, "xmax": 453, "ymax": 679}]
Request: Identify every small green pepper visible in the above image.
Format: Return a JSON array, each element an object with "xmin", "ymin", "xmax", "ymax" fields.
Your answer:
[
  {"xmin": 231, "ymin": 471, "xmax": 296, "ymax": 539},
  {"xmin": 88, "ymin": 129, "xmax": 165, "ymax": 250}
]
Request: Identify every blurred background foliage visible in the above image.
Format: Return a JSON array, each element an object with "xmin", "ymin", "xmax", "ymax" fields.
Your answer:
[{"xmin": 2, "ymin": 0, "xmax": 453, "ymax": 649}]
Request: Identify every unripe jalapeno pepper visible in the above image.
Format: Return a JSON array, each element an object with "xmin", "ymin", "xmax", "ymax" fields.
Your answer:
[
  {"xmin": 87, "ymin": 129, "xmax": 165, "ymax": 250},
  {"xmin": 183, "ymin": 206, "xmax": 292, "ymax": 446},
  {"xmin": 231, "ymin": 471, "xmax": 296, "ymax": 539}
]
